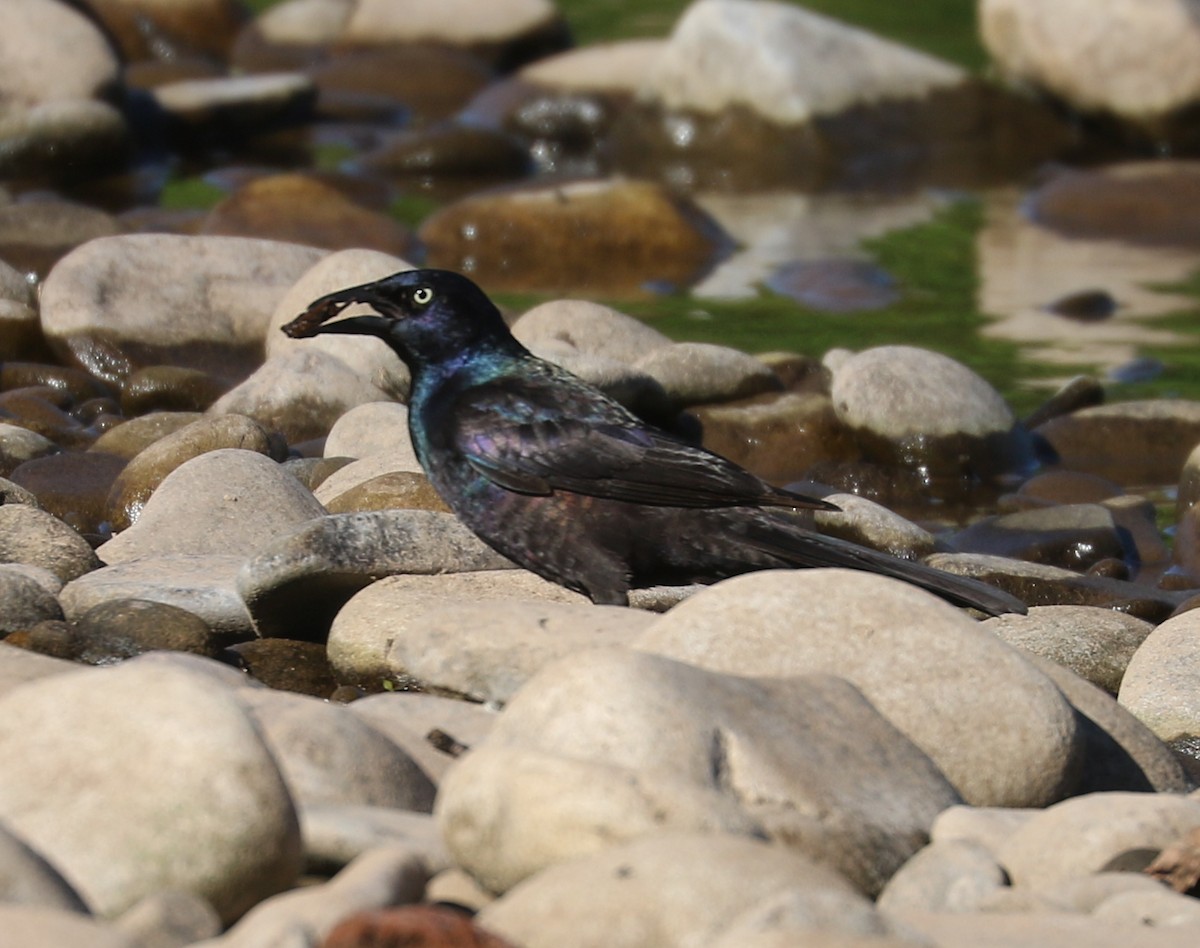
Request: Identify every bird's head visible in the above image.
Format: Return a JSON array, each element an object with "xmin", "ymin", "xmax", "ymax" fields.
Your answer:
[{"xmin": 282, "ymin": 269, "xmax": 519, "ymax": 369}]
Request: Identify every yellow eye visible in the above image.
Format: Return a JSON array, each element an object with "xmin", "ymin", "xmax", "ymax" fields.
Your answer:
[{"xmin": 412, "ymin": 286, "xmax": 434, "ymax": 306}]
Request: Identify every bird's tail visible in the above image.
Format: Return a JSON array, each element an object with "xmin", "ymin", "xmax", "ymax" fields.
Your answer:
[{"xmin": 739, "ymin": 517, "xmax": 1026, "ymax": 617}]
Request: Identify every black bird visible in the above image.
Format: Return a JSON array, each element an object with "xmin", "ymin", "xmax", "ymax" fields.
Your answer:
[{"xmin": 283, "ymin": 269, "xmax": 1025, "ymax": 616}]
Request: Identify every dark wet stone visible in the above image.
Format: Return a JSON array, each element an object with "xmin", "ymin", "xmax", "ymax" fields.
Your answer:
[
  {"xmin": 419, "ymin": 178, "xmax": 730, "ymax": 296},
  {"xmin": 8, "ymin": 451, "xmax": 127, "ymax": 538},
  {"xmin": 312, "ymin": 46, "xmax": 494, "ymax": 122},
  {"xmin": 4, "ymin": 619, "xmax": 76, "ymax": 659},
  {"xmin": 0, "ymin": 101, "xmax": 130, "ymax": 184},
  {"xmin": 123, "ymin": 58, "xmax": 229, "ymax": 92},
  {"xmin": 0, "ymin": 425, "xmax": 57, "ymax": 479},
  {"xmin": 0, "ymin": 363, "xmax": 113, "ymax": 406},
  {"xmin": 355, "ymin": 122, "xmax": 531, "ymax": 184},
  {"xmin": 238, "ymin": 510, "xmax": 513, "ymax": 641},
  {"xmin": 84, "ymin": 0, "xmax": 248, "ymax": 62},
  {"xmin": 70, "ymin": 599, "xmax": 217, "ymax": 665},
  {"xmin": 0, "ymin": 387, "xmax": 91, "ymax": 447},
  {"xmin": 1046, "ymin": 289, "xmax": 1118, "ymax": 322},
  {"xmin": 0, "ymin": 567, "xmax": 63, "ymax": 636},
  {"xmin": 0, "ymin": 503, "xmax": 101, "ymax": 582},
  {"xmin": 1035, "ymin": 400, "xmax": 1200, "ymax": 487},
  {"xmin": 228, "ymin": 638, "xmax": 339, "ymax": 698},
  {"xmin": 949, "ymin": 504, "xmax": 1133, "ymax": 573},
  {"xmin": 281, "ymin": 456, "xmax": 355, "ymax": 492},
  {"xmin": 150, "ymin": 74, "xmax": 318, "ymax": 146},
  {"xmin": 0, "ymin": 476, "xmax": 40, "ymax": 508},
  {"xmin": 1169, "ymin": 507, "xmax": 1200, "ymax": 579},
  {"xmin": 1021, "ymin": 375, "xmax": 1106, "ymax": 431},
  {"xmin": 89, "ymin": 412, "xmax": 206, "ymax": 461},
  {"xmin": 688, "ymin": 392, "xmax": 859, "ymax": 486},
  {"xmin": 323, "ymin": 471, "xmax": 450, "ymax": 515},
  {"xmin": 120, "ymin": 366, "xmax": 231, "ymax": 415},
  {"xmin": 1012, "ymin": 470, "xmax": 1124, "ymax": 508},
  {"xmin": 200, "ymin": 173, "xmax": 417, "ymax": 257},
  {"xmin": 928, "ymin": 552, "xmax": 1187, "ymax": 623},
  {"xmin": 1105, "ymin": 495, "xmax": 1171, "ymax": 570},
  {"xmin": 766, "ymin": 258, "xmax": 899, "ymax": 312},
  {"xmin": 1028, "ymin": 162, "xmax": 1200, "ymax": 247},
  {"xmin": 1086, "ymin": 558, "xmax": 1131, "ymax": 581}
]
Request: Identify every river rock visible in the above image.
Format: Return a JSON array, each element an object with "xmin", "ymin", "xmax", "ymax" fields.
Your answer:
[
  {"xmin": 0, "ymin": 200, "xmax": 123, "ymax": 280},
  {"xmin": 997, "ymin": 791, "xmax": 1200, "ymax": 889},
  {"xmin": 98, "ymin": 449, "xmax": 326, "ymax": 564},
  {"xmin": 90, "ymin": 412, "xmax": 204, "ymax": 460},
  {"xmin": 328, "ymin": 571, "xmax": 583, "ymax": 686},
  {"xmin": 876, "ymin": 838, "xmax": 1008, "ymax": 914},
  {"xmin": 0, "ymin": 821, "xmax": 87, "ymax": 911},
  {"xmin": 323, "ymin": 402, "xmax": 413, "ymax": 459},
  {"xmin": 238, "ymin": 510, "xmax": 513, "ymax": 640},
  {"xmin": 59, "ymin": 554, "xmax": 254, "ymax": 645},
  {"xmin": 437, "ymin": 648, "xmax": 961, "ymax": 896},
  {"xmin": 105, "ymin": 414, "xmax": 277, "ymax": 531},
  {"xmin": 300, "ymin": 804, "xmax": 449, "ymax": 875},
  {"xmin": 419, "ymin": 178, "xmax": 729, "ymax": 295},
  {"xmin": 0, "ymin": 100, "xmax": 129, "ymax": 182},
  {"xmin": 40, "ymin": 234, "xmax": 326, "ymax": 386},
  {"xmin": 311, "ymin": 449, "xmax": 427, "ymax": 505},
  {"xmin": 237, "ymin": 688, "xmax": 436, "ymax": 811},
  {"xmin": 510, "ymin": 298, "xmax": 673, "ymax": 365},
  {"xmin": 70, "ymin": 598, "xmax": 218, "ymax": 664},
  {"xmin": 479, "ymin": 833, "xmax": 886, "ymax": 948},
  {"xmin": 0, "ymin": 565, "xmax": 62, "ymax": 635},
  {"xmin": 150, "ymin": 73, "xmax": 316, "ymax": 141},
  {"xmin": 890, "ymin": 906, "xmax": 1195, "ymax": 948},
  {"xmin": 0, "ymin": 423, "xmax": 56, "ymax": 478},
  {"xmin": 0, "ymin": 656, "xmax": 302, "ymax": 921},
  {"xmin": 85, "ymin": 0, "xmax": 248, "ymax": 62},
  {"xmin": 0, "ymin": 0, "xmax": 120, "ymax": 107},
  {"xmin": 0, "ymin": 642, "xmax": 76, "ymax": 696},
  {"xmin": 1119, "ymin": 607, "xmax": 1200, "ymax": 743},
  {"xmin": 984, "ymin": 605, "xmax": 1153, "ymax": 695},
  {"xmin": 633, "ymin": 341, "xmax": 781, "ymax": 409},
  {"xmin": 981, "ymin": 0, "xmax": 1200, "ymax": 128},
  {"xmin": 0, "ymin": 502, "xmax": 100, "ymax": 582},
  {"xmin": 0, "ymin": 907, "xmax": 138, "ymax": 948},
  {"xmin": 8, "ymin": 451, "xmax": 127, "ymax": 537},
  {"xmin": 635, "ymin": 569, "xmax": 1083, "ymax": 807}
]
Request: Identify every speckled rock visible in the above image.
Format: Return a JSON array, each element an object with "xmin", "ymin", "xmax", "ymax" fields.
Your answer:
[
  {"xmin": 0, "ymin": 503, "xmax": 99, "ymax": 582},
  {"xmin": 99, "ymin": 449, "xmax": 326, "ymax": 565},
  {"xmin": 635, "ymin": 569, "xmax": 1083, "ymax": 807},
  {"xmin": 105, "ymin": 414, "xmax": 277, "ymax": 532},
  {"xmin": 0, "ymin": 565, "xmax": 63, "ymax": 634},
  {"xmin": 0, "ymin": 423, "xmax": 57, "ymax": 478},
  {"xmin": 238, "ymin": 510, "xmax": 514, "ymax": 641},
  {"xmin": 0, "ymin": 656, "xmax": 302, "ymax": 921},
  {"xmin": 437, "ymin": 648, "xmax": 961, "ymax": 896}
]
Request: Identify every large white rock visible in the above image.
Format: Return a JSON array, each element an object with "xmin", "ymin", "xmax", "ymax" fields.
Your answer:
[
  {"xmin": 0, "ymin": 656, "xmax": 301, "ymax": 921},
  {"xmin": 0, "ymin": 0, "xmax": 119, "ymax": 107},
  {"xmin": 1118, "ymin": 607, "xmax": 1200, "ymax": 742}
]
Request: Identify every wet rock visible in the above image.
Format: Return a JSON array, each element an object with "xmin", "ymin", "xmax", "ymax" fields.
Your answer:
[
  {"xmin": 0, "ymin": 565, "xmax": 63, "ymax": 635},
  {"xmin": 0, "ymin": 0, "xmax": 120, "ymax": 107},
  {"xmin": 70, "ymin": 598, "xmax": 217, "ymax": 664},
  {"xmin": 340, "ymin": 0, "xmax": 570, "ymax": 71},
  {"xmin": 85, "ymin": 0, "xmax": 248, "ymax": 62},
  {"xmin": 0, "ymin": 656, "xmax": 302, "ymax": 921},
  {"xmin": 324, "ymin": 905, "xmax": 514, "ymax": 948},
  {"xmin": 1014, "ymin": 469, "xmax": 1124, "ymax": 507},
  {"xmin": 105, "ymin": 414, "xmax": 278, "ymax": 532},
  {"xmin": 283, "ymin": 456, "xmax": 354, "ymax": 492},
  {"xmin": 90, "ymin": 411, "xmax": 204, "ymax": 460},
  {"xmin": 238, "ymin": 688, "xmax": 436, "ymax": 811},
  {"xmin": 201, "ymin": 173, "xmax": 417, "ymax": 257},
  {"xmin": 1036, "ymin": 399, "xmax": 1200, "ymax": 486},
  {"xmin": 323, "ymin": 471, "xmax": 450, "ymax": 515},
  {"xmin": 950, "ymin": 504, "xmax": 1132, "ymax": 572},
  {"xmin": 59, "ymin": 554, "xmax": 254, "ymax": 645},
  {"xmin": 0, "ymin": 475, "xmax": 39, "ymax": 508},
  {"xmin": 0, "ymin": 821, "xmax": 87, "ymax": 911},
  {"xmin": 313, "ymin": 46, "xmax": 494, "ymax": 122},
  {"xmin": 357, "ymin": 598, "xmax": 655, "ymax": 703},
  {"xmin": 0, "ymin": 200, "xmax": 123, "ymax": 281},
  {"xmin": 230, "ymin": 0, "xmax": 353, "ymax": 68},
  {"xmin": 0, "ymin": 385, "xmax": 91, "ymax": 446},
  {"xmin": 238, "ymin": 510, "xmax": 513, "ymax": 641},
  {"xmin": 1031, "ymin": 656, "xmax": 1192, "ymax": 794},
  {"xmin": 40, "ymin": 234, "xmax": 326, "ymax": 386},
  {"xmin": 998, "ymin": 791, "xmax": 1200, "ymax": 889},
  {"xmin": 0, "ymin": 268, "xmax": 42, "ymax": 361},
  {"xmin": 635, "ymin": 569, "xmax": 1083, "ymax": 807},
  {"xmin": 766, "ymin": 258, "xmax": 900, "ymax": 312},
  {"xmin": 830, "ymin": 345, "xmax": 1033, "ymax": 493},
  {"xmin": 984, "ymin": 605, "xmax": 1153, "ymax": 695},
  {"xmin": 633, "ymin": 341, "xmax": 781, "ymax": 409},
  {"xmin": 100, "ymin": 448, "xmax": 324, "ymax": 565},
  {"xmin": 0, "ymin": 502, "xmax": 100, "ymax": 582},
  {"xmin": 229, "ymin": 638, "xmax": 338, "ymax": 697},
  {"xmin": 511, "ymin": 298, "xmax": 673, "ymax": 365},
  {"xmin": 189, "ymin": 846, "xmax": 429, "ymax": 948},
  {"xmin": 150, "ymin": 73, "xmax": 317, "ymax": 144},
  {"xmin": 419, "ymin": 178, "xmax": 729, "ymax": 295},
  {"xmin": 1119, "ymin": 607, "xmax": 1200, "ymax": 743},
  {"xmin": 813, "ymin": 492, "xmax": 938, "ymax": 560},
  {"xmin": 312, "ymin": 449, "xmax": 425, "ymax": 505},
  {"xmin": 328, "ymin": 571, "xmax": 582, "ymax": 687},
  {"xmin": 982, "ymin": 0, "xmax": 1200, "ymax": 131},
  {"xmin": 689, "ymin": 391, "xmax": 858, "ymax": 484},
  {"xmin": 1028, "ymin": 162, "xmax": 1200, "ymax": 246},
  {"xmin": 439, "ymin": 648, "xmax": 960, "ymax": 896},
  {"xmin": 356, "ymin": 122, "xmax": 530, "ymax": 184},
  {"xmin": 876, "ymin": 839, "xmax": 1007, "ymax": 914},
  {"xmin": 9, "ymin": 450, "xmax": 127, "ymax": 537},
  {"xmin": 0, "ymin": 100, "xmax": 130, "ymax": 183},
  {"xmin": 120, "ymin": 365, "xmax": 230, "ymax": 415},
  {"xmin": 324, "ymin": 401, "xmax": 413, "ymax": 459},
  {"xmin": 348, "ymin": 691, "xmax": 499, "ymax": 782}
]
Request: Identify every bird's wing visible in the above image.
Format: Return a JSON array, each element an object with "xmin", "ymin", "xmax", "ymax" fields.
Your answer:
[{"xmin": 450, "ymin": 375, "xmax": 832, "ymax": 510}]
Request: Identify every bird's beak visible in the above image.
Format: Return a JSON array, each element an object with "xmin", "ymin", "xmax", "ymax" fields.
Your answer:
[{"xmin": 281, "ymin": 282, "xmax": 392, "ymax": 340}]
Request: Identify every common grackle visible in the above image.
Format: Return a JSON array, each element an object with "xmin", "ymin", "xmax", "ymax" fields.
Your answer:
[{"xmin": 283, "ymin": 269, "xmax": 1025, "ymax": 615}]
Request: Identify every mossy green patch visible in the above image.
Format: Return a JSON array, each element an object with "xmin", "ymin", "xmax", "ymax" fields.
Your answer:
[{"xmin": 158, "ymin": 176, "xmax": 227, "ymax": 211}]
